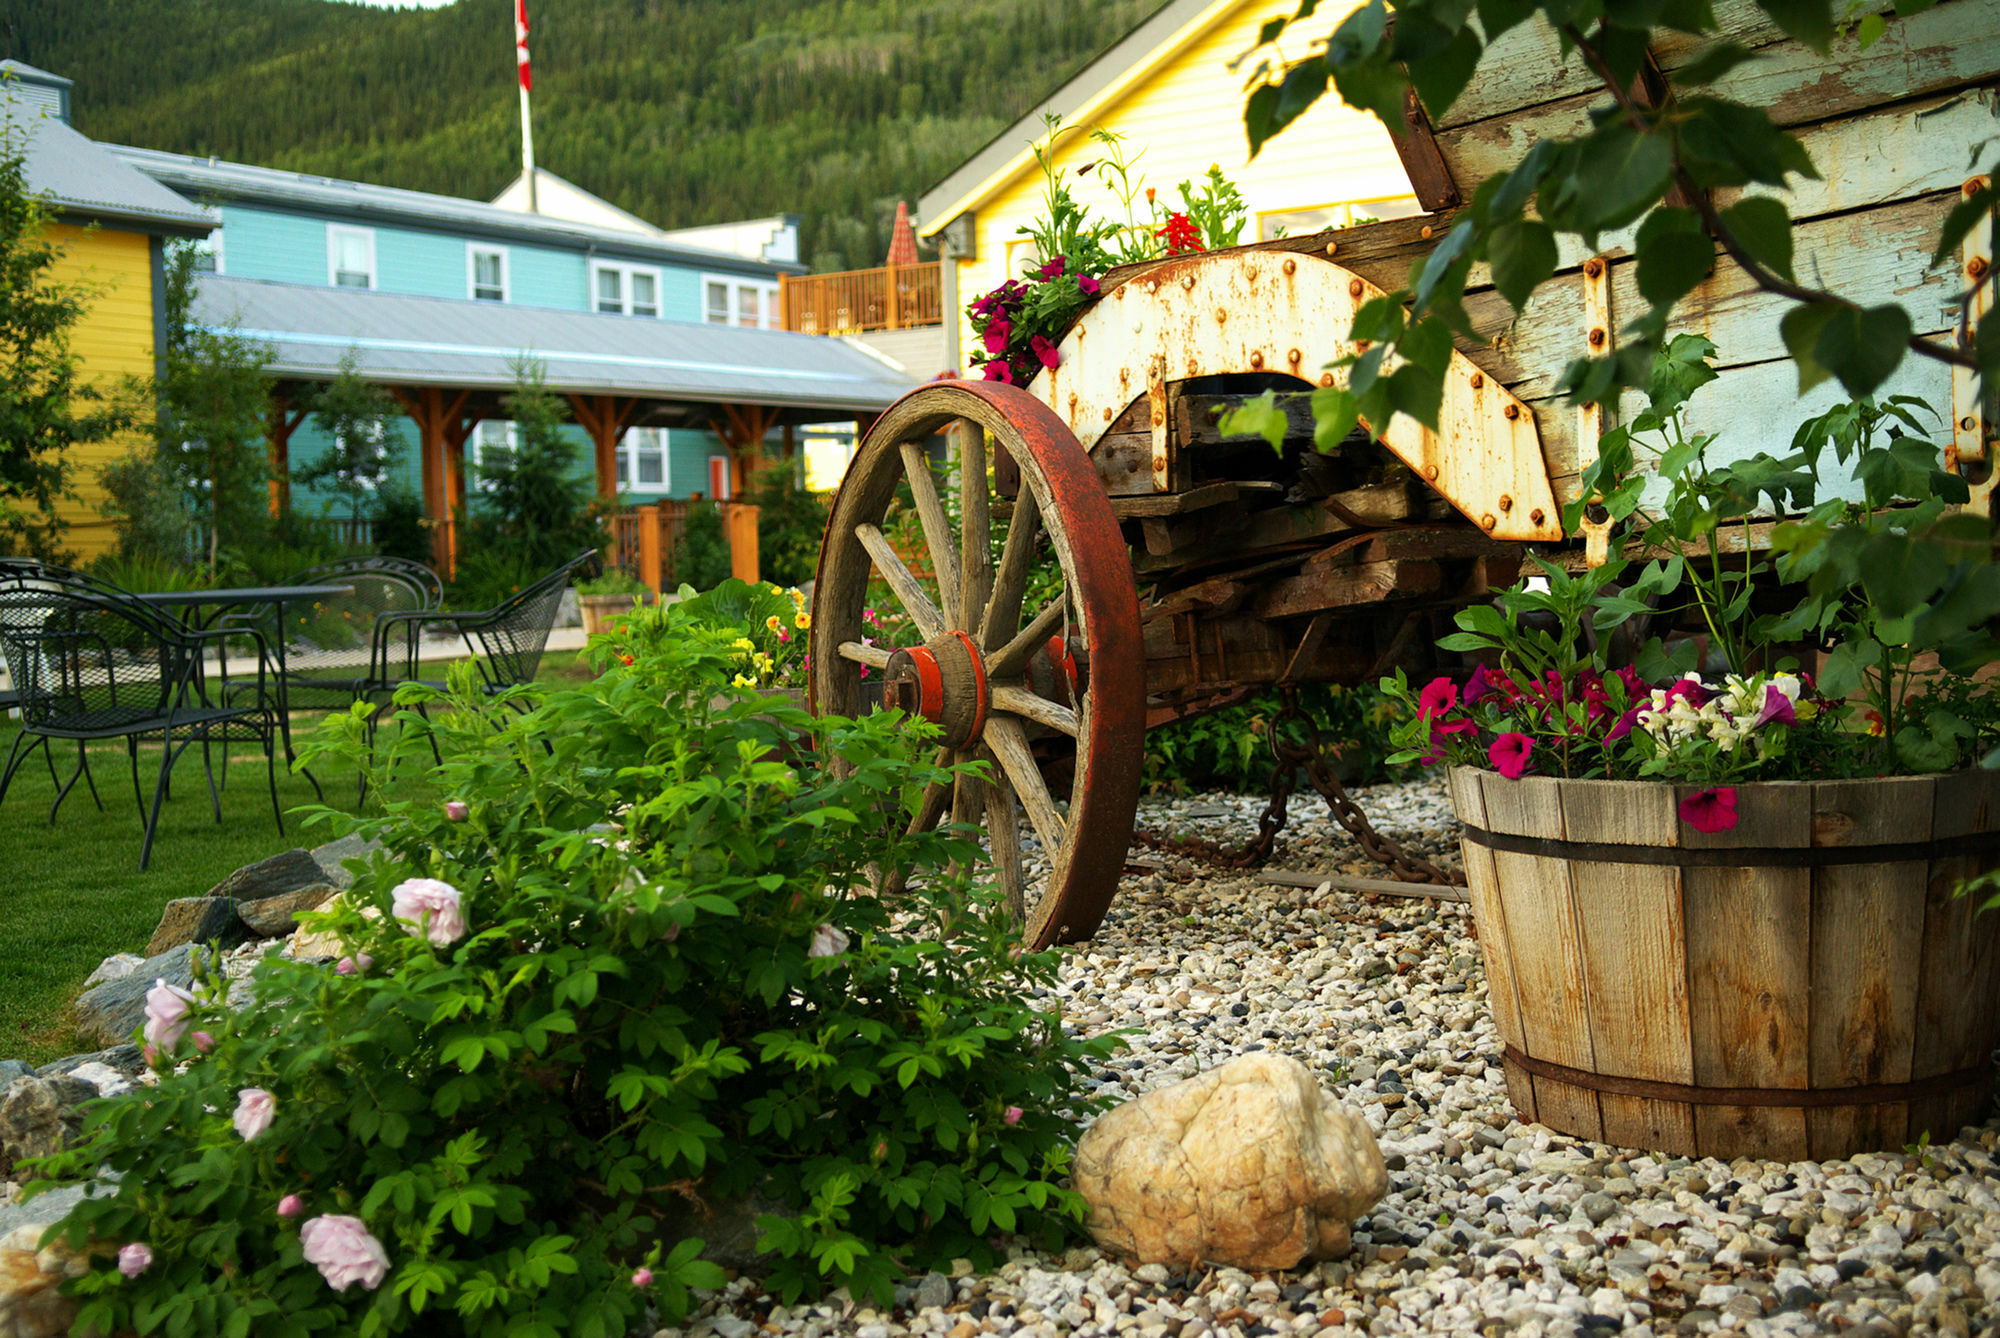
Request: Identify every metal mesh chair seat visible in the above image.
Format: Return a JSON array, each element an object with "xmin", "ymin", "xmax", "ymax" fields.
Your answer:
[
  {"xmin": 0, "ymin": 584, "xmax": 287, "ymax": 869},
  {"xmin": 223, "ymin": 556, "xmax": 444, "ymax": 712},
  {"xmin": 373, "ymin": 548, "xmax": 599, "ymax": 697}
]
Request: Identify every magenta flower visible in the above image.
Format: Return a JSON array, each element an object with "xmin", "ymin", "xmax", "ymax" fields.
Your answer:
[
  {"xmin": 1036, "ymin": 256, "xmax": 1067, "ymax": 279},
  {"xmin": 1753, "ymin": 684, "xmax": 1796, "ymax": 728},
  {"xmin": 1079, "ymin": 274, "xmax": 1100, "ymax": 296},
  {"xmin": 1606, "ymin": 706, "xmax": 1644, "ymax": 742},
  {"xmin": 632, "ymin": 1267, "xmax": 655, "ymax": 1287},
  {"xmin": 1679, "ymin": 786, "xmax": 1739, "ymax": 833},
  {"xmin": 1031, "ymin": 335, "xmax": 1062, "ymax": 370},
  {"xmin": 1489, "ymin": 733, "xmax": 1534, "ymax": 780},
  {"xmin": 1663, "ymin": 676, "xmax": 1712, "ymax": 707},
  {"xmin": 117, "ymin": 1243, "xmax": 153, "ymax": 1278},
  {"xmin": 278, "ymin": 1194, "xmax": 304, "ymax": 1219},
  {"xmin": 981, "ymin": 360, "xmax": 1013, "ymax": 385},
  {"xmin": 980, "ymin": 320, "xmax": 1011, "ymax": 354},
  {"xmin": 1418, "ymin": 676, "xmax": 1459, "ymax": 718},
  {"xmin": 1462, "ymin": 664, "xmax": 1494, "ymax": 704},
  {"xmin": 299, "ymin": 1215, "xmax": 391, "ymax": 1293}
]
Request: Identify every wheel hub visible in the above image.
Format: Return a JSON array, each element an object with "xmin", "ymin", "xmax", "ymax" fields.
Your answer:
[{"xmin": 881, "ymin": 630, "xmax": 988, "ymax": 748}]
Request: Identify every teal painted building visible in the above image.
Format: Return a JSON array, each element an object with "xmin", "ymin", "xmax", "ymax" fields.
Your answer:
[{"xmin": 111, "ymin": 146, "xmax": 806, "ymax": 511}]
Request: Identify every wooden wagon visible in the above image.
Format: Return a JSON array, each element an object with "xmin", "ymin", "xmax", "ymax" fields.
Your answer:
[{"xmin": 808, "ymin": 0, "xmax": 2000, "ymax": 950}]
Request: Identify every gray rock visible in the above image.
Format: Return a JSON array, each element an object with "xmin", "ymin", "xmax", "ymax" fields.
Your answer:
[
  {"xmin": 208, "ymin": 848, "xmax": 326, "ymax": 903},
  {"xmin": 0, "ymin": 1183, "xmax": 88, "ymax": 1242},
  {"xmin": 80, "ymin": 953, "xmax": 144, "ymax": 989},
  {"xmin": 0, "ymin": 1076, "xmax": 96, "ymax": 1179},
  {"xmin": 236, "ymin": 882, "xmax": 337, "ymax": 937},
  {"xmin": 913, "ymin": 1271, "xmax": 953, "ymax": 1311},
  {"xmin": 73, "ymin": 944, "xmax": 204, "ymax": 1048},
  {"xmin": 1582, "ymin": 1192, "xmax": 1619, "ymax": 1225},
  {"xmin": 0, "ymin": 1061, "xmax": 29, "ymax": 1086},
  {"xmin": 145, "ymin": 897, "xmax": 251, "ymax": 956},
  {"xmin": 34, "ymin": 1046, "xmax": 143, "ymax": 1080},
  {"xmin": 309, "ymin": 834, "xmax": 383, "ymax": 891}
]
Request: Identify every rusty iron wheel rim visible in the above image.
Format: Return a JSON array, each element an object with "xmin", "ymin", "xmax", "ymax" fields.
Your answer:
[{"xmin": 809, "ymin": 380, "xmax": 1144, "ymax": 949}]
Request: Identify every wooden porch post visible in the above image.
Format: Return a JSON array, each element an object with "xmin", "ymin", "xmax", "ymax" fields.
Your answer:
[
  {"xmin": 636, "ymin": 503, "xmax": 662, "ymax": 597},
  {"xmin": 392, "ymin": 386, "xmax": 471, "ymax": 576},
  {"xmin": 567, "ymin": 393, "xmax": 638, "ymax": 500},
  {"xmin": 440, "ymin": 392, "xmax": 474, "ymax": 575},
  {"xmin": 265, "ymin": 389, "xmax": 307, "ymax": 518}
]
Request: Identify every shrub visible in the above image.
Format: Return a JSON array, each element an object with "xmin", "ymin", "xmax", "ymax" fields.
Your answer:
[
  {"xmin": 25, "ymin": 611, "xmax": 1113, "ymax": 1337},
  {"xmin": 750, "ymin": 467, "xmax": 828, "ymax": 589},
  {"xmin": 1143, "ymin": 683, "xmax": 1408, "ymax": 795},
  {"xmin": 671, "ymin": 500, "xmax": 730, "ymax": 591},
  {"xmin": 370, "ymin": 485, "xmax": 433, "ymax": 567}
]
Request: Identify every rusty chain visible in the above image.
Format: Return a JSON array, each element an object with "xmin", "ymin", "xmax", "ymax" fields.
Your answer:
[{"xmin": 1130, "ymin": 685, "xmax": 1466, "ymax": 887}]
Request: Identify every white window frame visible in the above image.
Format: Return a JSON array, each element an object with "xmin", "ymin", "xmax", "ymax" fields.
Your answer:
[
  {"xmin": 702, "ymin": 273, "xmax": 780, "ymax": 329},
  {"xmin": 470, "ymin": 420, "xmax": 517, "ymax": 477},
  {"xmin": 467, "ymin": 243, "xmax": 509, "ymax": 302},
  {"xmin": 590, "ymin": 260, "xmax": 664, "ymax": 317},
  {"xmin": 615, "ymin": 426, "xmax": 669, "ymax": 492},
  {"xmin": 327, "ymin": 224, "xmax": 377, "ymax": 289}
]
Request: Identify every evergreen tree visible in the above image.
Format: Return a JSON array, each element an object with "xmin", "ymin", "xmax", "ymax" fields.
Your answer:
[
  {"xmin": 296, "ymin": 348, "xmax": 400, "ymax": 521},
  {"xmin": 466, "ymin": 356, "xmax": 599, "ymax": 573},
  {"xmin": 0, "ymin": 118, "xmax": 128, "ymax": 560}
]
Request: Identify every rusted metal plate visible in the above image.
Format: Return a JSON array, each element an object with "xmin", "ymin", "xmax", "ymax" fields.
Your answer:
[{"xmin": 1033, "ymin": 250, "xmax": 1563, "ymax": 544}]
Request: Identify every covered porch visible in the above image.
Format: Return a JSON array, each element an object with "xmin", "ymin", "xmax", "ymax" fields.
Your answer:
[{"xmin": 198, "ymin": 274, "xmax": 913, "ymax": 585}]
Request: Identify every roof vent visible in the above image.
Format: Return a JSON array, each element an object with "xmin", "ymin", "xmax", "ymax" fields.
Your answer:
[{"xmin": 0, "ymin": 60, "xmax": 74, "ymax": 125}]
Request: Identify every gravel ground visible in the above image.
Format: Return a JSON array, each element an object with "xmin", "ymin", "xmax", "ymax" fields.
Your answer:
[{"xmin": 656, "ymin": 777, "xmax": 2000, "ymax": 1338}]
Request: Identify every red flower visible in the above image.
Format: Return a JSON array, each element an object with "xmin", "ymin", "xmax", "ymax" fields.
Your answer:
[
  {"xmin": 1489, "ymin": 732, "xmax": 1533, "ymax": 779},
  {"xmin": 981, "ymin": 360, "xmax": 1014, "ymax": 384},
  {"xmin": 1679, "ymin": 786, "xmax": 1739, "ymax": 833},
  {"xmin": 1035, "ymin": 256, "xmax": 1067, "ymax": 280},
  {"xmin": 1156, "ymin": 211, "xmax": 1201, "ymax": 255},
  {"xmin": 1079, "ymin": 274, "xmax": 1100, "ymax": 296},
  {"xmin": 980, "ymin": 319, "xmax": 1012, "ymax": 354},
  {"xmin": 1417, "ymin": 676, "xmax": 1458, "ymax": 718},
  {"xmin": 1031, "ymin": 335, "xmax": 1062, "ymax": 370}
]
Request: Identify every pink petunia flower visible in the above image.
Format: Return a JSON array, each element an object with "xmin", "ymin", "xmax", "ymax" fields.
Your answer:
[
  {"xmin": 981, "ymin": 360, "xmax": 1014, "ymax": 385},
  {"xmin": 1753, "ymin": 683, "xmax": 1796, "ymax": 728},
  {"xmin": 1418, "ymin": 677, "xmax": 1458, "ymax": 718},
  {"xmin": 1031, "ymin": 335, "xmax": 1062, "ymax": 370},
  {"xmin": 1079, "ymin": 274, "xmax": 1100, "ymax": 296},
  {"xmin": 981, "ymin": 320, "xmax": 1012, "ymax": 354},
  {"xmin": 1606, "ymin": 706, "xmax": 1645, "ymax": 742},
  {"xmin": 1489, "ymin": 733, "xmax": 1534, "ymax": 780},
  {"xmin": 1462, "ymin": 664, "xmax": 1494, "ymax": 704},
  {"xmin": 1679, "ymin": 786, "xmax": 1739, "ymax": 833}
]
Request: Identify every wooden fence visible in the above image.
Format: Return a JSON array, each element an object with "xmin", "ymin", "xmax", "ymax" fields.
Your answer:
[
  {"xmin": 780, "ymin": 263, "xmax": 943, "ymax": 334},
  {"xmin": 610, "ymin": 499, "xmax": 763, "ymax": 592}
]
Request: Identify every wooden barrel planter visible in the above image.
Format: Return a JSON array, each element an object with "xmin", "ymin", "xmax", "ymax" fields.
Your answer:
[{"xmin": 1447, "ymin": 766, "xmax": 2000, "ymax": 1162}]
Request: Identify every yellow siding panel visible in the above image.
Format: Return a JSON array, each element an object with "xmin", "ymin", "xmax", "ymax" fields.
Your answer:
[
  {"xmin": 952, "ymin": 0, "xmax": 1414, "ymax": 369},
  {"xmin": 43, "ymin": 223, "xmax": 156, "ymax": 559}
]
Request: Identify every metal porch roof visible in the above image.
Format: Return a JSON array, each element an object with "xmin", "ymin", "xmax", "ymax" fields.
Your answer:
[{"xmin": 194, "ymin": 274, "xmax": 916, "ymax": 418}]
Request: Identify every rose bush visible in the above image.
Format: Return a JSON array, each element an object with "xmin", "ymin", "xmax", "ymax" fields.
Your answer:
[{"xmin": 22, "ymin": 609, "xmax": 1117, "ymax": 1337}]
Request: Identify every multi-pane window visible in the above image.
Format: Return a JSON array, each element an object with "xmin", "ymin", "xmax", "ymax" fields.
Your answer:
[
  {"xmin": 593, "ymin": 262, "xmax": 662, "ymax": 317},
  {"xmin": 187, "ymin": 232, "xmax": 223, "ymax": 274},
  {"xmin": 615, "ymin": 427, "xmax": 667, "ymax": 490},
  {"xmin": 469, "ymin": 245, "xmax": 508, "ymax": 302},
  {"xmin": 328, "ymin": 225, "xmax": 376, "ymax": 288},
  {"xmin": 703, "ymin": 276, "xmax": 779, "ymax": 328},
  {"xmin": 472, "ymin": 420, "xmax": 516, "ymax": 478}
]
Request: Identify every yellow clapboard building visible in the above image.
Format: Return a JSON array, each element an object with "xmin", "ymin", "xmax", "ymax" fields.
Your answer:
[
  {"xmin": 4, "ymin": 61, "xmax": 215, "ymax": 559},
  {"xmin": 917, "ymin": 0, "xmax": 1422, "ymax": 374}
]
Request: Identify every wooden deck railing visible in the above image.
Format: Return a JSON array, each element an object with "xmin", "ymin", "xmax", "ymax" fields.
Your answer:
[
  {"xmin": 780, "ymin": 263, "xmax": 943, "ymax": 334},
  {"xmin": 610, "ymin": 500, "xmax": 697, "ymax": 595}
]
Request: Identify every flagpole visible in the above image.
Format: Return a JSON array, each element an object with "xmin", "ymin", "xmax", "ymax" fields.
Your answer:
[{"xmin": 516, "ymin": 0, "xmax": 537, "ymax": 213}]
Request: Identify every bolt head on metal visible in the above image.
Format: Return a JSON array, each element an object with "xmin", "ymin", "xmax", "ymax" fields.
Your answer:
[
  {"xmin": 1287, "ymin": 348, "xmax": 1302, "ymax": 364},
  {"xmin": 1250, "ymin": 350, "xmax": 1265, "ymax": 369},
  {"xmin": 1324, "ymin": 242, "xmax": 1338, "ymax": 256},
  {"xmin": 1530, "ymin": 508, "xmax": 1546, "ymax": 525},
  {"xmin": 1480, "ymin": 514, "xmax": 1497, "ymax": 531},
  {"xmin": 1970, "ymin": 257, "xmax": 1990, "ymax": 279},
  {"xmin": 1498, "ymin": 494, "xmax": 1513, "ymax": 512},
  {"xmin": 1589, "ymin": 327, "xmax": 1607, "ymax": 347},
  {"xmin": 1470, "ymin": 372, "xmax": 1484, "ymax": 389},
  {"xmin": 1503, "ymin": 403, "xmax": 1521, "ymax": 420},
  {"xmin": 1420, "ymin": 225, "xmax": 1434, "ymax": 239},
  {"xmin": 1583, "ymin": 257, "xmax": 1604, "ymax": 279},
  {"xmin": 1422, "ymin": 464, "xmax": 1439, "ymax": 481},
  {"xmin": 1348, "ymin": 278, "xmax": 1364, "ymax": 298},
  {"xmin": 1319, "ymin": 373, "xmax": 1335, "ymax": 386},
  {"xmin": 1181, "ymin": 275, "xmax": 1195, "ymax": 289},
  {"xmin": 1284, "ymin": 258, "xmax": 1298, "ymax": 274}
]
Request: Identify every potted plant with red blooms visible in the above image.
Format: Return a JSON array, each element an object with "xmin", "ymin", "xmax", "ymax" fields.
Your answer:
[
  {"xmin": 967, "ymin": 116, "xmax": 1245, "ymax": 387},
  {"xmin": 1380, "ymin": 337, "xmax": 2000, "ymax": 1164}
]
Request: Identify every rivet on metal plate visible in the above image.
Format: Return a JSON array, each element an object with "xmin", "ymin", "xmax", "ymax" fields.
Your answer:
[
  {"xmin": 1480, "ymin": 514, "xmax": 1497, "ymax": 531},
  {"xmin": 1348, "ymin": 278, "xmax": 1364, "ymax": 298},
  {"xmin": 1284, "ymin": 258, "xmax": 1297, "ymax": 275},
  {"xmin": 1589, "ymin": 327, "xmax": 1607, "ymax": 347},
  {"xmin": 1182, "ymin": 275, "xmax": 1195, "ymax": 289},
  {"xmin": 1530, "ymin": 508, "xmax": 1546, "ymax": 525},
  {"xmin": 1498, "ymin": 494, "xmax": 1513, "ymax": 512},
  {"xmin": 1470, "ymin": 372, "xmax": 1484, "ymax": 389},
  {"xmin": 1287, "ymin": 348, "xmax": 1302, "ymax": 364},
  {"xmin": 1215, "ymin": 308, "xmax": 1227, "ymax": 324},
  {"xmin": 1423, "ymin": 464, "xmax": 1439, "ymax": 481},
  {"xmin": 1103, "ymin": 407, "xmax": 1114, "ymax": 422},
  {"xmin": 1503, "ymin": 404, "xmax": 1521, "ymax": 420},
  {"xmin": 1249, "ymin": 350, "xmax": 1265, "ymax": 369},
  {"xmin": 1320, "ymin": 374, "xmax": 1334, "ymax": 386}
]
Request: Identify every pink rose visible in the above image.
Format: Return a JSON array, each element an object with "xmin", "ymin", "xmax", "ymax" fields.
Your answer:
[
  {"xmin": 117, "ymin": 1243, "xmax": 153, "ymax": 1278},
  {"xmin": 233, "ymin": 1088, "xmax": 276, "ymax": 1142},
  {"xmin": 391, "ymin": 878, "xmax": 467, "ymax": 946},
  {"xmin": 444, "ymin": 800, "xmax": 469, "ymax": 822},
  {"xmin": 631, "ymin": 1267, "xmax": 654, "ymax": 1287},
  {"xmin": 807, "ymin": 924, "xmax": 850, "ymax": 958},
  {"xmin": 335, "ymin": 953, "xmax": 375, "ymax": 976},
  {"xmin": 1488, "ymin": 732, "xmax": 1534, "ymax": 780},
  {"xmin": 141, "ymin": 979, "xmax": 195, "ymax": 1051},
  {"xmin": 278, "ymin": 1194, "xmax": 304, "ymax": 1219},
  {"xmin": 191, "ymin": 1031, "xmax": 215, "ymax": 1054},
  {"xmin": 1679, "ymin": 786, "xmax": 1739, "ymax": 834},
  {"xmin": 299, "ymin": 1215, "xmax": 390, "ymax": 1293},
  {"xmin": 1003, "ymin": 1106, "xmax": 1023, "ymax": 1126}
]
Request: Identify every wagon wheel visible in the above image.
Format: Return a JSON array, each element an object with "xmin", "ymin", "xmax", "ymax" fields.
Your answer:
[{"xmin": 809, "ymin": 380, "xmax": 1144, "ymax": 949}]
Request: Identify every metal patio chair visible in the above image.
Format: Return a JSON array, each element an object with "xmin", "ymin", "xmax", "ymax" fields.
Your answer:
[
  {"xmin": 0, "ymin": 584, "xmax": 287, "ymax": 870},
  {"xmin": 224, "ymin": 555, "xmax": 445, "ymax": 714},
  {"xmin": 372, "ymin": 548, "xmax": 601, "ymax": 701}
]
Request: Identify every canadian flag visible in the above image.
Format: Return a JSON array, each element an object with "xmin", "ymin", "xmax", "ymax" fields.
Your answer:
[{"xmin": 515, "ymin": 0, "xmax": 531, "ymax": 93}]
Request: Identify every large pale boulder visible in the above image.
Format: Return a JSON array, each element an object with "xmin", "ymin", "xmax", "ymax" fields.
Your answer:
[
  {"xmin": 0, "ymin": 1220, "xmax": 108, "ymax": 1338},
  {"xmin": 1072, "ymin": 1053, "xmax": 1386, "ymax": 1271}
]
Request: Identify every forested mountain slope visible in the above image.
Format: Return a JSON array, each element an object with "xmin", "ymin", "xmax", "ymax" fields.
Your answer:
[{"xmin": 5, "ymin": 0, "xmax": 1167, "ymax": 270}]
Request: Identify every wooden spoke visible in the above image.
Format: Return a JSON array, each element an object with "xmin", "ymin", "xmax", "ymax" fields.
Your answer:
[
  {"xmin": 990, "ymin": 684, "xmax": 1078, "ymax": 737},
  {"xmin": 856, "ymin": 522, "xmax": 946, "ymax": 640},
  {"xmin": 981, "ymin": 486, "xmax": 1040, "ymax": 652},
  {"xmin": 899, "ymin": 439, "xmax": 963, "ymax": 630},
  {"xmin": 986, "ymin": 598, "xmax": 1068, "ymax": 681},
  {"xmin": 984, "ymin": 716, "xmax": 1066, "ymax": 859},
  {"xmin": 959, "ymin": 423, "xmax": 993, "ymax": 641},
  {"xmin": 985, "ymin": 757, "xmax": 1025, "ymax": 924},
  {"xmin": 837, "ymin": 640, "xmax": 891, "ymax": 668}
]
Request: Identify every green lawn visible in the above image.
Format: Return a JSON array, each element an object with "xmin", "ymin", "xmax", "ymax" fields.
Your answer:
[{"xmin": 0, "ymin": 649, "xmax": 593, "ymax": 1067}]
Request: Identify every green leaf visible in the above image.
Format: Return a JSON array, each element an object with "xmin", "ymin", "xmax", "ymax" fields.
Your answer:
[
  {"xmin": 1754, "ymin": 0, "xmax": 1836, "ymax": 50},
  {"xmin": 1311, "ymin": 385, "xmax": 1364, "ymax": 452},
  {"xmin": 1779, "ymin": 300, "xmax": 1842, "ymax": 393},
  {"xmin": 1718, "ymin": 197, "xmax": 1795, "ymax": 282},
  {"xmin": 1930, "ymin": 184, "xmax": 1995, "ymax": 267},
  {"xmin": 1576, "ymin": 128, "xmax": 1677, "ymax": 236},
  {"xmin": 1814, "ymin": 302, "xmax": 1914, "ymax": 398},
  {"xmin": 1386, "ymin": 364, "xmax": 1445, "ymax": 431},
  {"xmin": 1401, "ymin": 21, "xmax": 1484, "ymax": 122},
  {"xmin": 1673, "ymin": 40, "xmax": 1759, "ymax": 85},
  {"xmin": 1855, "ymin": 11, "xmax": 1887, "ymax": 47},
  {"xmin": 1635, "ymin": 207, "xmax": 1713, "ymax": 306},
  {"xmin": 1488, "ymin": 218, "xmax": 1558, "ymax": 311},
  {"xmin": 1217, "ymin": 390, "xmax": 1289, "ymax": 451}
]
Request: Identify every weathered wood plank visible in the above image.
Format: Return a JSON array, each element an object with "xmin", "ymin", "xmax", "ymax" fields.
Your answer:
[
  {"xmin": 1909, "ymin": 769, "xmax": 2000, "ymax": 1142},
  {"xmin": 1476, "ymin": 772, "xmax": 1602, "ymax": 1140},
  {"xmin": 1450, "ymin": 767, "xmax": 1538, "ymax": 1121},
  {"xmin": 1808, "ymin": 859, "xmax": 1924, "ymax": 1158},
  {"xmin": 1110, "ymin": 481, "xmax": 1241, "ymax": 519},
  {"xmin": 1091, "ymin": 431, "xmax": 1158, "ymax": 496},
  {"xmin": 1252, "ymin": 558, "xmax": 1442, "ymax": 620}
]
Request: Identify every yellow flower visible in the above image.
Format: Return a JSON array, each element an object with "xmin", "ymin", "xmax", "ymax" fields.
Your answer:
[
  {"xmin": 765, "ymin": 615, "xmax": 782, "ymax": 631},
  {"xmin": 733, "ymin": 637, "xmax": 754, "ymax": 651},
  {"xmin": 795, "ymin": 612, "xmax": 811, "ymax": 630},
  {"xmin": 732, "ymin": 673, "xmax": 756, "ymax": 688}
]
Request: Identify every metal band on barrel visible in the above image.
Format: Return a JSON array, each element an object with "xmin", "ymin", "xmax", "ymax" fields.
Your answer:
[
  {"xmin": 1503, "ymin": 1046, "xmax": 1993, "ymax": 1108},
  {"xmin": 1457, "ymin": 823, "xmax": 2000, "ymax": 867}
]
